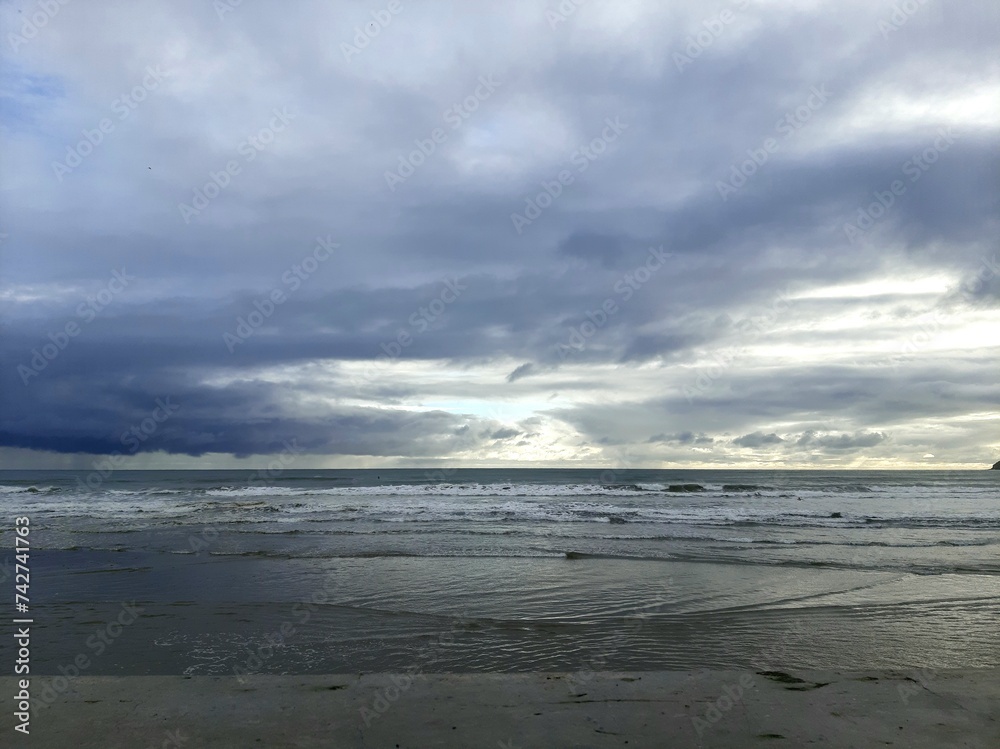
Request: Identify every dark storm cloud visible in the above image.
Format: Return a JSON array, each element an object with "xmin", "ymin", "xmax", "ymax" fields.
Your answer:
[
  {"xmin": 489, "ymin": 428, "xmax": 521, "ymax": 441},
  {"xmin": 1, "ymin": 0, "xmax": 997, "ymax": 464},
  {"xmin": 733, "ymin": 432, "xmax": 784, "ymax": 448},
  {"xmin": 506, "ymin": 363, "xmax": 536, "ymax": 382},
  {"xmin": 0, "ymin": 368, "xmax": 503, "ymax": 459},
  {"xmin": 648, "ymin": 432, "xmax": 714, "ymax": 446}
]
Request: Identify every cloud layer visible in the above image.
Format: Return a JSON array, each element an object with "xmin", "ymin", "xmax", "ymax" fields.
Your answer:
[{"xmin": 2, "ymin": 0, "xmax": 998, "ymax": 468}]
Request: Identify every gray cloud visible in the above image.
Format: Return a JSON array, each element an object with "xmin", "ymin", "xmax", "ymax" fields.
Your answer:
[
  {"xmin": 732, "ymin": 432, "xmax": 785, "ymax": 448},
  {"xmin": 796, "ymin": 430, "xmax": 888, "ymax": 450},
  {"xmin": 506, "ymin": 363, "xmax": 536, "ymax": 382},
  {"xmin": 648, "ymin": 432, "xmax": 714, "ymax": 445}
]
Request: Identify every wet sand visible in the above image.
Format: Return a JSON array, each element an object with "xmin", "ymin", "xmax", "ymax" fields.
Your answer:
[{"xmin": 6, "ymin": 669, "xmax": 998, "ymax": 747}]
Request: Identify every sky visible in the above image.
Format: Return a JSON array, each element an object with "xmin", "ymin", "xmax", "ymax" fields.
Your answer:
[{"xmin": 1, "ymin": 0, "xmax": 998, "ymax": 470}]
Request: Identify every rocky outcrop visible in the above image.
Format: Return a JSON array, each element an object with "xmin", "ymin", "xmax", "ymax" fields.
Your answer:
[{"xmin": 992, "ymin": 460, "xmax": 1000, "ymax": 470}]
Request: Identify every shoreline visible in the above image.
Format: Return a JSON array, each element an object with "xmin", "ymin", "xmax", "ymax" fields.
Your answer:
[{"xmin": 6, "ymin": 669, "xmax": 998, "ymax": 747}]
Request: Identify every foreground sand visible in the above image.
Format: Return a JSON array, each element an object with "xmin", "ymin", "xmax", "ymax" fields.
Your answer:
[{"xmin": 5, "ymin": 670, "xmax": 998, "ymax": 747}]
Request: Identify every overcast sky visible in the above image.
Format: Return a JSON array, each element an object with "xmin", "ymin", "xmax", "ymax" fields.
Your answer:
[{"xmin": 1, "ymin": 0, "xmax": 998, "ymax": 469}]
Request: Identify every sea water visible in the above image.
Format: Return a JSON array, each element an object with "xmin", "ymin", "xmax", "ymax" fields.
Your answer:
[{"xmin": 2, "ymin": 469, "xmax": 998, "ymax": 675}]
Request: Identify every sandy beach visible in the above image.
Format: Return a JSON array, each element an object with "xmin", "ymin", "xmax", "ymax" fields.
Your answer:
[{"xmin": 7, "ymin": 669, "xmax": 998, "ymax": 747}]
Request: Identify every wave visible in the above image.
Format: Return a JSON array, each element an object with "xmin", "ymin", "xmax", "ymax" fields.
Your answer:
[
  {"xmin": 156, "ymin": 481, "xmax": 891, "ymax": 499},
  {"xmin": 8, "ymin": 480, "xmax": 961, "ymax": 506},
  {"xmin": 203, "ymin": 549, "xmax": 560, "ymax": 560},
  {"xmin": 200, "ymin": 482, "xmax": 714, "ymax": 498},
  {"xmin": 205, "ymin": 486, "xmax": 305, "ymax": 497},
  {"xmin": 17, "ymin": 498, "xmax": 1000, "ymax": 531},
  {"xmin": 235, "ymin": 547, "xmax": 964, "ymax": 572},
  {"xmin": 107, "ymin": 488, "xmax": 188, "ymax": 496},
  {"xmin": 9, "ymin": 479, "xmax": 999, "ymax": 537},
  {"xmin": 0, "ymin": 484, "xmax": 61, "ymax": 494},
  {"xmin": 744, "ymin": 538, "xmax": 999, "ymax": 548}
]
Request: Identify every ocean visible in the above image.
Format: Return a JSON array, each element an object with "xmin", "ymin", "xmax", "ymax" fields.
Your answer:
[{"xmin": 2, "ymin": 469, "xmax": 998, "ymax": 679}]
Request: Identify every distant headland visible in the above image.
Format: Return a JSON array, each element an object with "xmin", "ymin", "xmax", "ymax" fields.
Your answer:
[{"xmin": 992, "ymin": 460, "xmax": 1000, "ymax": 470}]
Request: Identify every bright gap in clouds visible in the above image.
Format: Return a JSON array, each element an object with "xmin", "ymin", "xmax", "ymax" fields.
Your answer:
[{"xmin": 792, "ymin": 276, "xmax": 952, "ymax": 300}]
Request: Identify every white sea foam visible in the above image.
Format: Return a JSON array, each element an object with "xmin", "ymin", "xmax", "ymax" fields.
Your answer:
[{"xmin": 4, "ymin": 477, "xmax": 999, "ymax": 536}]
